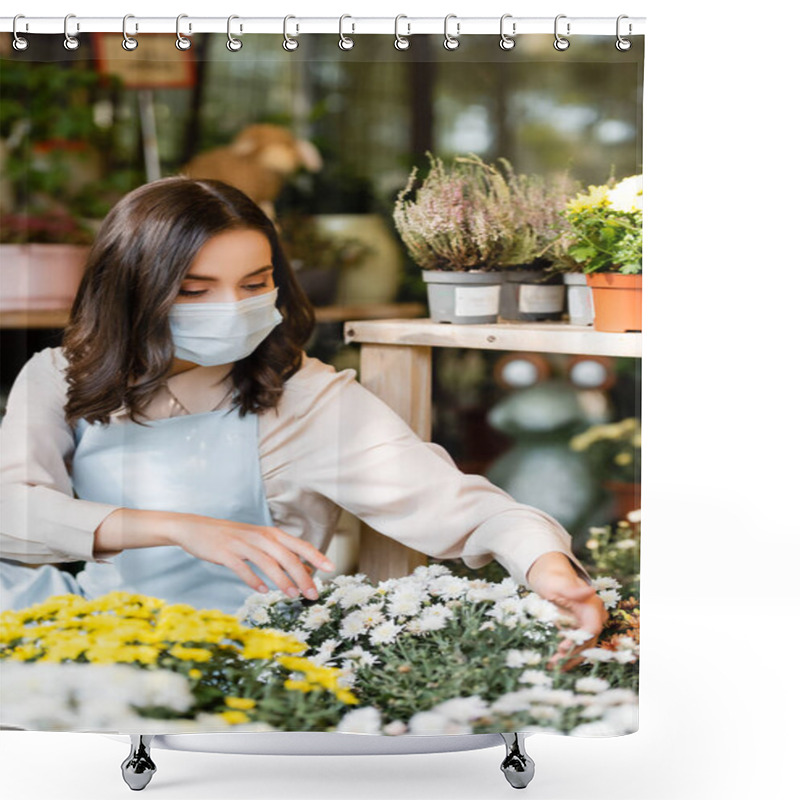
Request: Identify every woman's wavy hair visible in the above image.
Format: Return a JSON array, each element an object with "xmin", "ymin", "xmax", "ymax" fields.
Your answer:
[{"xmin": 62, "ymin": 176, "xmax": 316, "ymax": 427}]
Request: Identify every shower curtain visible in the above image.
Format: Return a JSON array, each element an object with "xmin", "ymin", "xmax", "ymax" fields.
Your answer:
[{"xmin": 0, "ymin": 20, "xmax": 642, "ymax": 739}]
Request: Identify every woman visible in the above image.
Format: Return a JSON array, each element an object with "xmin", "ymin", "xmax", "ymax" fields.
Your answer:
[{"xmin": 0, "ymin": 177, "xmax": 606, "ymax": 669}]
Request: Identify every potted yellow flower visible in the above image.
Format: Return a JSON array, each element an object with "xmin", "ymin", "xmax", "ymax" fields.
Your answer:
[{"xmin": 564, "ymin": 175, "xmax": 642, "ymax": 332}]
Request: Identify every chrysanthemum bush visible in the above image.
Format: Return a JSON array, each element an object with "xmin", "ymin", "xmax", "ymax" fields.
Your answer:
[
  {"xmin": 0, "ymin": 592, "xmax": 357, "ymax": 732},
  {"xmin": 563, "ymin": 175, "xmax": 643, "ymax": 274},
  {"xmin": 1, "ymin": 514, "xmax": 640, "ymax": 737},
  {"xmin": 238, "ymin": 535, "xmax": 640, "ymax": 738},
  {"xmin": 569, "ymin": 417, "xmax": 641, "ymax": 484}
]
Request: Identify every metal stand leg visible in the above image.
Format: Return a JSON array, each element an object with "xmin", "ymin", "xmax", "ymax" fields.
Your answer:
[
  {"xmin": 121, "ymin": 735, "xmax": 157, "ymax": 791},
  {"xmin": 499, "ymin": 732, "xmax": 535, "ymax": 789}
]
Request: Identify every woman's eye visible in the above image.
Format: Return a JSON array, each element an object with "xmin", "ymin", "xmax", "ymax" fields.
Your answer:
[
  {"xmin": 178, "ymin": 289, "xmax": 206, "ymax": 297},
  {"xmin": 244, "ymin": 282, "xmax": 268, "ymax": 290}
]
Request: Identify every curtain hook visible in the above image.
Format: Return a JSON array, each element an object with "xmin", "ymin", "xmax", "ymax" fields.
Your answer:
[
  {"xmin": 283, "ymin": 15, "xmax": 299, "ymax": 51},
  {"xmin": 499, "ymin": 14, "xmax": 516, "ymax": 51},
  {"xmin": 394, "ymin": 14, "xmax": 411, "ymax": 51},
  {"xmin": 63, "ymin": 13, "xmax": 80, "ymax": 51},
  {"xmin": 443, "ymin": 13, "xmax": 460, "ymax": 51},
  {"xmin": 227, "ymin": 15, "xmax": 243, "ymax": 51},
  {"xmin": 616, "ymin": 15, "xmax": 632, "ymax": 51},
  {"xmin": 12, "ymin": 14, "xmax": 29, "ymax": 51},
  {"xmin": 554, "ymin": 14, "xmax": 570, "ymax": 51},
  {"xmin": 339, "ymin": 14, "xmax": 355, "ymax": 50},
  {"xmin": 176, "ymin": 14, "xmax": 192, "ymax": 50},
  {"xmin": 122, "ymin": 14, "xmax": 138, "ymax": 51}
]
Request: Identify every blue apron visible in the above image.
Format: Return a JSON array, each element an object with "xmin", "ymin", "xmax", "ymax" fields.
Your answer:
[{"xmin": 0, "ymin": 407, "xmax": 278, "ymax": 615}]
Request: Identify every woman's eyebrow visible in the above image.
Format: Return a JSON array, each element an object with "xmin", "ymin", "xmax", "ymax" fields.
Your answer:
[{"xmin": 183, "ymin": 265, "xmax": 274, "ymax": 281}]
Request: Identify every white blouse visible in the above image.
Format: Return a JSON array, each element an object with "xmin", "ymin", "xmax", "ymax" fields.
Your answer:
[{"xmin": 0, "ymin": 347, "xmax": 591, "ymax": 587}]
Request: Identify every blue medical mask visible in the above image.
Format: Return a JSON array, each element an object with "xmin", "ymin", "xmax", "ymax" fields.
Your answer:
[{"xmin": 168, "ymin": 288, "xmax": 283, "ymax": 366}]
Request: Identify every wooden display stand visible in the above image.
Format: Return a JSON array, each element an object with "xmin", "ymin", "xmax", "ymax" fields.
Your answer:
[{"xmin": 344, "ymin": 317, "xmax": 642, "ymax": 582}]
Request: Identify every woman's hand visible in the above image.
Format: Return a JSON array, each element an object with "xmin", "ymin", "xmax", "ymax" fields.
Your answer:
[
  {"xmin": 162, "ymin": 511, "xmax": 335, "ymax": 600},
  {"xmin": 526, "ymin": 551, "xmax": 608, "ymax": 671}
]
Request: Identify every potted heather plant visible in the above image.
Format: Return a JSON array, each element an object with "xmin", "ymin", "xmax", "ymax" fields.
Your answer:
[
  {"xmin": 393, "ymin": 152, "xmax": 506, "ymax": 324},
  {"xmin": 563, "ymin": 175, "xmax": 643, "ymax": 332},
  {"xmin": 491, "ymin": 161, "xmax": 580, "ymax": 322}
]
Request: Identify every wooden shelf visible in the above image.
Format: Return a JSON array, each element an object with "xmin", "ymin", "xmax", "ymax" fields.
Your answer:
[
  {"xmin": 0, "ymin": 302, "xmax": 427, "ymax": 330},
  {"xmin": 343, "ymin": 317, "xmax": 641, "ymax": 358}
]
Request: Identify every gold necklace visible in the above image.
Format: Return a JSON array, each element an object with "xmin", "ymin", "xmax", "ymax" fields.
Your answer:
[{"xmin": 164, "ymin": 382, "xmax": 231, "ymax": 415}]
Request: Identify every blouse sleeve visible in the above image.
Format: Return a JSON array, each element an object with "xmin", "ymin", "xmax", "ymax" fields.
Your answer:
[
  {"xmin": 0, "ymin": 348, "xmax": 123, "ymax": 564},
  {"xmin": 283, "ymin": 363, "xmax": 592, "ymax": 587}
]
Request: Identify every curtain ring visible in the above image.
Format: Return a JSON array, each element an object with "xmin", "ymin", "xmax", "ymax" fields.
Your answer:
[
  {"xmin": 12, "ymin": 15, "xmax": 29, "ymax": 51},
  {"xmin": 616, "ymin": 15, "xmax": 632, "ymax": 51},
  {"xmin": 122, "ymin": 14, "xmax": 138, "ymax": 51},
  {"xmin": 499, "ymin": 14, "xmax": 515, "ymax": 51},
  {"xmin": 227, "ymin": 15, "xmax": 243, "ymax": 51},
  {"xmin": 176, "ymin": 14, "xmax": 191, "ymax": 50},
  {"xmin": 394, "ymin": 15, "xmax": 411, "ymax": 51},
  {"xmin": 63, "ymin": 13, "xmax": 80, "ymax": 51},
  {"xmin": 443, "ymin": 14, "xmax": 460, "ymax": 51},
  {"xmin": 554, "ymin": 14, "xmax": 570, "ymax": 51},
  {"xmin": 339, "ymin": 14, "xmax": 354, "ymax": 50},
  {"xmin": 283, "ymin": 15, "xmax": 299, "ymax": 51}
]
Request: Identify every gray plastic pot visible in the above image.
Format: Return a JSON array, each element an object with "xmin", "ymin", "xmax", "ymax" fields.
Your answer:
[{"xmin": 421, "ymin": 269, "xmax": 503, "ymax": 323}]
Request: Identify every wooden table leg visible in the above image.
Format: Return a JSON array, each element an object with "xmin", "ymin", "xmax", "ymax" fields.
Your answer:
[{"xmin": 356, "ymin": 343, "xmax": 432, "ymax": 582}]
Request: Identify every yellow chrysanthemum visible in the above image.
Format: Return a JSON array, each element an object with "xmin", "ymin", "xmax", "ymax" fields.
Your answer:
[
  {"xmin": 224, "ymin": 696, "xmax": 257, "ymax": 710},
  {"xmin": 168, "ymin": 645, "xmax": 213, "ymax": 662},
  {"xmin": 218, "ymin": 710, "xmax": 251, "ymax": 725},
  {"xmin": 284, "ymin": 679, "xmax": 314, "ymax": 693},
  {"xmin": 188, "ymin": 668, "xmax": 203, "ymax": 680},
  {"xmin": 614, "ymin": 452, "xmax": 633, "ymax": 466}
]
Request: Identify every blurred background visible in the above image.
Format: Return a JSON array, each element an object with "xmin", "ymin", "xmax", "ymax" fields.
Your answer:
[{"xmin": 0, "ymin": 31, "xmax": 642, "ymax": 576}]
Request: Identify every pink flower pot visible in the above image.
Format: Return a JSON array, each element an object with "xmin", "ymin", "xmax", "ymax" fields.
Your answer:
[{"xmin": 0, "ymin": 244, "xmax": 90, "ymax": 311}]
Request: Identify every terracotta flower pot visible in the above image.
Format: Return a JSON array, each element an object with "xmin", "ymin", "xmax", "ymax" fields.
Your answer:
[
  {"xmin": 585, "ymin": 273, "xmax": 642, "ymax": 332},
  {"xmin": 602, "ymin": 479, "xmax": 642, "ymax": 522}
]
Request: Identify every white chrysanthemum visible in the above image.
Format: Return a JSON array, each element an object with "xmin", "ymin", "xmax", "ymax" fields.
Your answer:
[
  {"xmin": 336, "ymin": 666, "xmax": 358, "ymax": 689},
  {"xmin": 575, "ymin": 677, "xmax": 611, "ymax": 694},
  {"xmin": 505, "ymin": 649, "xmax": 544, "ymax": 668},
  {"xmin": 383, "ymin": 720, "xmax": 408, "ymax": 736},
  {"xmin": 596, "ymin": 688, "xmax": 638, "ymax": 706},
  {"xmin": 340, "ymin": 644, "xmax": 379, "ymax": 667},
  {"xmin": 369, "ymin": 620, "xmax": 404, "ymax": 646},
  {"xmin": 590, "ymin": 576, "xmax": 622, "ymax": 592},
  {"xmin": 607, "ymin": 175, "xmax": 643, "ymax": 212},
  {"xmin": 627, "ymin": 508, "xmax": 641, "ymax": 523},
  {"xmin": 602, "ymin": 703, "xmax": 638, "ymax": 733},
  {"xmin": 579, "ymin": 704, "xmax": 606, "ymax": 719},
  {"xmin": 412, "ymin": 563, "xmax": 452, "ymax": 582},
  {"xmin": 479, "ymin": 621, "xmax": 496, "ymax": 632},
  {"xmin": 408, "ymin": 711, "xmax": 472, "ymax": 735},
  {"xmin": 563, "ymin": 628, "xmax": 594, "ymax": 645},
  {"xmin": 527, "ymin": 705, "xmax": 560, "ymax": 722},
  {"xmin": 337, "ymin": 706, "xmax": 382, "ymax": 734},
  {"xmin": 465, "ymin": 580, "xmax": 498, "ymax": 603},
  {"xmin": 597, "ymin": 589, "xmax": 621, "ymax": 609},
  {"xmin": 340, "ymin": 609, "xmax": 371, "ymax": 639},
  {"xmin": 613, "ymin": 650, "xmax": 637, "ymax": 664},
  {"xmin": 338, "ymin": 584, "xmax": 379, "ymax": 609},
  {"xmin": 615, "ymin": 539, "xmax": 637, "ymax": 550},
  {"xmin": 387, "ymin": 591, "xmax": 423, "ymax": 618},
  {"xmin": 519, "ymin": 669, "xmax": 553, "ymax": 687},
  {"xmin": 247, "ymin": 605, "xmax": 270, "ymax": 625},
  {"xmin": 521, "ymin": 594, "xmax": 562, "ymax": 623},
  {"xmin": 432, "ymin": 696, "xmax": 490, "ymax": 722},
  {"xmin": 300, "ymin": 605, "xmax": 333, "ymax": 630},
  {"xmin": 416, "ymin": 604, "xmax": 453, "ymax": 632},
  {"xmin": 491, "ymin": 690, "xmax": 535, "ymax": 715},
  {"xmin": 426, "ymin": 575, "xmax": 468, "ymax": 600},
  {"xmin": 579, "ymin": 648, "xmax": 616, "ymax": 663}
]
